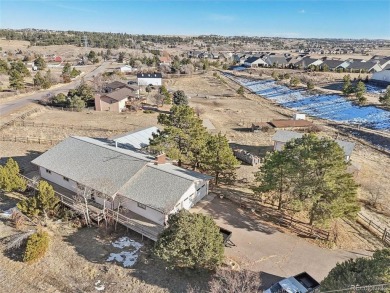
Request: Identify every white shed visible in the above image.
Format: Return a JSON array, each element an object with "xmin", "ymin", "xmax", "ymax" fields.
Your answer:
[{"xmin": 137, "ymin": 73, "xmax": 162, "ymax": 86}]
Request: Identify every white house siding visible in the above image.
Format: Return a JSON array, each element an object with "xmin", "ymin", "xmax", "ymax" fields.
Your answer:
[
  {"xmin": 39, "ymin": 166, "xmax": 78, "ymax": 192},
  {"xmin": 138, "ymin": 78, "xmax": 162, "ymax": 86},
  {"xmin": 173, "ymin": 181, "xmax": 209, "ymax": 212},
  {"xmin": 372, "ymin": 70, "xmax": 390, "ymax": 83},
  {"xmin": 120, "ymin": 197, "xmax": 166, "ymax": 225},
  {"xmin": 118, "ymin": 99, "xmax": 126, "ymax": 112},
  {"xmin": 274, "ymin": 141, "xmax": 285, "ymax": 151}
]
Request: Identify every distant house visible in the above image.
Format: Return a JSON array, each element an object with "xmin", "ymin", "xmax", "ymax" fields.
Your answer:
[
  {"xmin": 137, "ymin": 73, "xmax": 162, "ymax": 86},
  {"xmin": 271, "ymin": 130, "xmax": 355, "ymax": 161},
  {"xmin": 293, "ymin": 57, "xmax": 323, "ymax": 69},
  {"xmin": 263, "ymin": 55, "xmax": 289, "ymax": 68},
  {"xmin": 243, "ymin": 56, "xmax": 268, "ymax": 67},
  {"xmin": 319, "ymin": 59, "xmax": 345, "ymax": 71},
  {"xmin": 187, "ymin": 50, "xmax": 203, "ymax": 58},
  {"xmin": 31, "ymin": 136, "xmax": 213, "ymax": 240},
  {"xmin": 159, "ymin": 56, "xmax": 171, "ymax": 65},
  {"xmin": 371, "ymin": 69, "xmax": 390, "ymax": 85},
  {"xmin": 232, "ymin": 53, "xmax": 247, "ymax": 64},
  {"xmin": 346, "ymin": 61, "xmax": 382, "ymax": 73},
  {"xmin": 95, "ymin": 87, "xmax": 135, "ymax": 112},
  {"xmin": 110, "ymin": 126, "xmax": 159, "ymax": 150},
  {"xmin": 119, "ymin": 65, "xmax": 133, "ymax": 74},
  {"xmin": 105, "ymin": 81, "xmax": 136, "ymax": 93}
]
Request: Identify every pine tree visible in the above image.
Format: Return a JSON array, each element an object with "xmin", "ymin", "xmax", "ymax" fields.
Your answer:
[
  {"xmin": 321, "ymin": 248, "xmax": 390, "ymax": 290},
  {"xmin": 154, "ymin": 210, "xmax": 224, "ymax": 270},
  {"xmin": 34, "ymin": 56, "xmax": 46, "ymax": 70},
  {"xmin": 0, "ymin": 158, "xmax": 26, "ymax": 192},
  {"xmin": 17, "ymin": 180, "xmax": 58, "ymax": 218},
  {"xmin": 33, "ymin": 71, "xmax": 45, "ymax": 88},
  {"xmin": 203, "ymin": 133, "xmax": 239, "ymax": 185},
  {"xmin": 0, "ymin": 59, "xmax": 9, "ymax": 74},
  {"xmin": 379, "ymin": 86, "xmax": 390, "ymax": 106},
  {"xmin": 355, "ymin": 81, "xmax": 366, "ymax": 100},
  {"xmin": 254, "ymin": 151, "xmax": 294, "ymax": 210},
  {"xmin": 173, "ymin": 90, "xmax": 188, "ymax": 105},
  {"xmin": 9, "ymin": 69, "xmax": 24, "ymax": 90},
  {"xmin": 342, "ymin": 75, "xmax": 353, "ymax": 95}
]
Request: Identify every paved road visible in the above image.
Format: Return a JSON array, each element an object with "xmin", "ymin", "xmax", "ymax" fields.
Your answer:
[{"xmin": 0, "ymin": 62, "xmax": 111, "ymax": 117}]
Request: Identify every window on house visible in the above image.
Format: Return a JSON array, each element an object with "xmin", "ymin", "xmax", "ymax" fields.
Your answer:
[
  {"xmin": 137, "ymin": 203, "xmax": 146, "ymax": 209},
  {"xmin": 197, "ymin": 184, "xmax": 205, "ymax": 191},
  {"xmin": 45, "ymin": 169, "xmax": 51, "ymax": 174},
  {"xmin": 63, "ymin": 176, "xmax": 69, "ymax": 182}
]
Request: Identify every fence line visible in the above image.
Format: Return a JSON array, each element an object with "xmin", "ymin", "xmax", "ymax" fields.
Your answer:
[
  {"xmin": 0, "ymin": 108, "xmax": 41, "ymax": 131},
  {"xmin": 357, "ymin": 213, "xmax": 390, "ymax": 246},
  {"xmin": 215, "ymin": 189, "xmax": 330, "ymax": 241},
  {"xmin": 0, "ymin": 135, "xmax": 61, "ymax": 145},
  {"xmin": 8, "ymin": 120, "xmax": 134, "ymax": 133}
]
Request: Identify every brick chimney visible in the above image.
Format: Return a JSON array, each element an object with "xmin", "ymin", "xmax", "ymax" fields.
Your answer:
[{"xmin": 155, "ymin": 153, "xmax": 166, "ymax": 165}]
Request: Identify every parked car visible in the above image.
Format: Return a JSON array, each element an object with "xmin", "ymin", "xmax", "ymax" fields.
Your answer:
[{"xmin": 264, "ymin": 272, "xmax": 320, "ymax": 293}]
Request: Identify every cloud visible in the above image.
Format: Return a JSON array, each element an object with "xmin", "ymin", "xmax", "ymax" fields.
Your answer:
[
  {"xmin": 298, "ymin": 9, "xmax": 306, "ymax": 13},
  {"xmin": 208, "ymin": 13, "xmax": 236, "ymax": 22}
]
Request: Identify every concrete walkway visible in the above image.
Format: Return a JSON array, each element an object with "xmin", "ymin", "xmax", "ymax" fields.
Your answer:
[{"xmin": 196, "ymin": 196, "xmax": 371, "ymax": 283}]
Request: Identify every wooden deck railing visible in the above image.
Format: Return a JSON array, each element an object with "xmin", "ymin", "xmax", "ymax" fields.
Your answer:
[{"xmin": 21, "ymin": 174, "xmax": 162, "ymax": 241}]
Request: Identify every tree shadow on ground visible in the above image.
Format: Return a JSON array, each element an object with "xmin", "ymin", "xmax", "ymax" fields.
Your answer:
[
  {"xmin": 200, "ymin": 191, "xmax": 280, "ymax": 235},
  {"xmin": 230, "ymin": 142, "xmax": 273, "ymax": 158},
  {"xmin": 321, "ymin": 82, "xmax": 343, "ymax": 91},
  {"xmin": 64, "ymin": 225, "xmax": 211, "ymax": 292},
  {"xmin": 0, "ymin": 150, "xmax": 43, "ymax": 175}
]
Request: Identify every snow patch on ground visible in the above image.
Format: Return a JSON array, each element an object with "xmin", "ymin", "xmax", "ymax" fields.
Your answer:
[
  {"xmin": 0, "ymin": 207, "xmax": 18, "ymax": 218},
  {"xmin": 106, "ymin": 237, "xmax": 142, "ymax": 268},
  {"xmin": 225, "ymin": 74, "xmax": 390, "ymax": 131}
]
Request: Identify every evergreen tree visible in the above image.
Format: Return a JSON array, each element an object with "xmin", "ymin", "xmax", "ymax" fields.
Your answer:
[
  {"xmin": 342, "ymin": 75, "xmax": 353, "ymax": 95},
  {"xmin": 254, "ymin": 151, "xmax": 294, "ymax": 210},
  {"xmin": 289, "ymin": 77, "xmax": 300, "ymax": 87},
  {"xmin": 306, "ymin": 81, "xmax": 315, "ymax": 90},
  {"xmin": 203, "ymin": 133, "xmax": 239, "ymax": 185},
  {"xmin": 254, "ymin": 134, "xmax": 360, "ymax": 225},
  {"xmin": 173, "ymin": 90, "xmax": 188, "ymax": 105},
  {"xmin": 151, "ymin": 105, "xmax": 204, "ymax": 167},
  {"xmin": 154, "ymin": 210, "xmax": 224, "ymax": 270},
  {"xmin": 355, "ymin": 81, "xmax": 366, "ymax": 100},
  {"xmin": 321, "ymin": 249, "xmax": 390, "ymax": 290},
  {"xmin": 10, "ymin": 60, "xmax": 30, "ymax": 77},
  {"xmin": 9, "ymin": 69, "xmax": 24, "ymax": 90},
  {"xmin": 18, "ymin": 180, "xmax": 59, "ymax": 218},
  {"xmin": 33, "ymin": 71, "xmax": 45, "ymax": 88},
  {"xmin": 379, "ymin": 86, "xmax": 390, "ymax": 106},
  {"xmin": 0, "ymin": 158, "xmax": 26, "ymax": 192},
  {"xmin": 0, "ymin": 59, "xmax": 9, "ymax": 74},
  {"xmin": 34, "ymin": 56, "xmax": 46, "ymax": 70},
  {"xmin": 236, "ymin": 86, "xmax": 244, "ymax": 95}
]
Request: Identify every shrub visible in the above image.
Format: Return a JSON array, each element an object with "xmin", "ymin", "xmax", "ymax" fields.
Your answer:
[
  {"xmin": 23, "ymin": 231, "xmax": 50, "ymax": 263},
  {"xmin": 154, "ymin": 210, "xmax": 224, "ymax": 270},
  {"xmin": 0, "ymin": 158, "xmax": 26, "ymax": 192}
]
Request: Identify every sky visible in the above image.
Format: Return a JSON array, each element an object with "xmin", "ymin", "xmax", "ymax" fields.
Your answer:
[{"xmin": 1, "ymin": 0, "xmax": 389, "ymax": 39}]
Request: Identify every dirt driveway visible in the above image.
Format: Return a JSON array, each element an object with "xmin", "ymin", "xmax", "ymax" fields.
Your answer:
[{"xmin": 193, "ymin": 196, "xmax": 371, "ymax": 283}]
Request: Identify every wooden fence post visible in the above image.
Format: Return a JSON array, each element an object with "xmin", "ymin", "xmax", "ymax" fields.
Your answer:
[{"xmin": 383, "ymin": 228, "xmax": 387, "ymax": 241}]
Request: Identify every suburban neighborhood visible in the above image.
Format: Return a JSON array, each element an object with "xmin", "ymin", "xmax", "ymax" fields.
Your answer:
[{"xmin": 0, "ymin": 2, "xmax": 390, "ymax": 292}]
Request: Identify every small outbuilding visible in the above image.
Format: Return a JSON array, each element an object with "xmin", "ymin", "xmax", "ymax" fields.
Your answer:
[{"xmin": 137, "ymin": 73, "xmax": 162, "ymax": 86}]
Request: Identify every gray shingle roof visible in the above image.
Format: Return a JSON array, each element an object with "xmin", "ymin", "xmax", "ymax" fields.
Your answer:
[
  {"xmin": 272, "ymin": 130, "xmax": 303, "ymax": 142},
  {"xmin": 347, "ymin": 61, "xmax": 378, "ymax": 70},
  {"xmin": 244, "ymin": 56, "xmax": 261, "ymax": 64},
  {"xmin": 31, "ymin": 136, "xmax": 211, "ymax": 212},
  {"xmin": 321, "ymin": 59, "xmax": 344, "ymax": 69},
  {"xmin": 104, "ymin": 87, "xmax": 135, "ymax": 101},
  {"xmin": 118, "ymin": 166, "xmax": 194, "ymax": 213}
]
